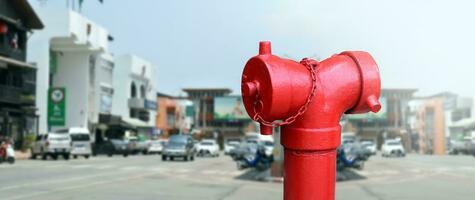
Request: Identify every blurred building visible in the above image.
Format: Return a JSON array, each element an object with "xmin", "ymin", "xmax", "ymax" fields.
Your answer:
[
  {"xmin": 112, "ymin": 55, "xmax": 157, "ymax": 138},
  {"xmin": 345, "ymin": 88, "xmax": 417, "ymax": 150},
  {"xmin": 28, "ymin": 9, "xmax": 114, "ymax": 137},
  {"xmin": 0, "ymin": 0, "xmax": 43, "ymax": 148},
  {"xmin": 175, "ymin": 98, "xmax": 195, "ymax": 133},
  {"xmin": 449, "ymin": 118, "xmax": 475, "ymax": 143},
  {"xmin": 408, "ymin": 98, "xmax": 446, "ymax": 155},
  {"xmin": 182, "ymin": 88, "xmax": 231, "ymax": 130},
  {"xmin": 182, "ymin": 88, "xmax": 254, "ymax": 141},
  {"xmin": 156, "ymin": 92, "xmax": 194, "ymax": 137},
  {"xmin": 408, "ymin": 92, "xmax": 473, "ymax": 155}
]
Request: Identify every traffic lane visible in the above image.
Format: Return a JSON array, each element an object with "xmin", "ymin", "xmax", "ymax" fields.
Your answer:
[
  {"xmin": 337, "ymin": 174, "xmax": 474, "ymax": 200},
  {"xmin": 12, "ymin": 170, "xmax": 282, "ymax": 200},
  {"xmin": 0, "ymin": 155, "xmax": 282, "ymax": 200},
  {"xmin": 0, "ymin": 155, "xmax": 160, "ymax": 188},
  {"xmin": 337, "ymin": 154, "xmax": 475, "ymax": 200},
  {"xmin": 0, "ymin": 154, "xmax": 209, "ymax": 186}
]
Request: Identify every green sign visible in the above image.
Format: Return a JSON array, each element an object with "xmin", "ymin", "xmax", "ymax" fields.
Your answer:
[
  {"xmin": 185, "ymin": 105, "xmax": 194, "ymax": 117},
  {"xmin": 214, "ymin": 96, "xmax": 249, "ymax": 121},
  {"xmin": 48, "ymin": 88, "xmax": 66, "ymax": 126}
]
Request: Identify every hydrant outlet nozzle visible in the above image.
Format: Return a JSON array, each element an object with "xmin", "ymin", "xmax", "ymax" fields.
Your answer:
[
  {"xmin": 366, "ymin": 95, "xmax": 382, "ymax": 113},
  {"xmin": 260, "ymin": 123, "xmax": 273, "ymax": 135}
]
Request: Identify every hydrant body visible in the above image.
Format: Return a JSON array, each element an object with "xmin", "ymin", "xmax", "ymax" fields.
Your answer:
[{"xmin": 241, "ymin": 42, "xmax": 381, "ymax": 200}]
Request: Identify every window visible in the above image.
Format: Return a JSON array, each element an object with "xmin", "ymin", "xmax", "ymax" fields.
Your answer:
[
  {"xmin": 140, "ymin": 85, "xmax": 146, "ymax": 98},
  {"xmin": 131, "ymin": 82, "xmax": 137, "ymax": 98}
]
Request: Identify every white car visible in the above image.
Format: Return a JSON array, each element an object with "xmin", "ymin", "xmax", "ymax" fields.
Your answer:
[
  {"xmin": 224, "ymin": 139, "xmax": 240, "ymax": 155},
  {"xmin": 361, "ymin": 140, "xmax": 377, "ymax": 155},
  {"xmin": 31, "ymin": 132, "xmax": 72, "ymax": 160},
  {"xmin": 382, "ymin": 140, "xmax": 405, "ymax": 157},
  {"xmin": 147, "ymin": 139, "xmax": 166, "ymax": 154},
  {"xmin": 197, "ymin": 139, "xmax": 220, "ymax": 157}
]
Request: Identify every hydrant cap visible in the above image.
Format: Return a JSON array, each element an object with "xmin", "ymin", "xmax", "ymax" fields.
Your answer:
[
  {"xmin": 342, "ymin": 51, "xmax": 382, "ymax": 114},
  {"xmin": 241, "ymin": 42, "xmax": 311, "ymax": 124}
]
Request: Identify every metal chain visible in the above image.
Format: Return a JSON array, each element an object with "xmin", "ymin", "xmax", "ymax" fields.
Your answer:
[{"xmin": 252, "ymin": 58, "xmax": 318, "ymax": 127}]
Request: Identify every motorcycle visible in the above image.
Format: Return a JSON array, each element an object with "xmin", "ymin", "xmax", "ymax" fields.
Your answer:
[
  {"xmin": 236, "ymin": 146, "xmax": 273, "ymax": 171},
  {"xmin": 337, "ymin": 147, "xmax": 363, "ymax": 171},
  {"xmin": 0, "ymin": 139, "xmax": 15, "ymax": 164}
]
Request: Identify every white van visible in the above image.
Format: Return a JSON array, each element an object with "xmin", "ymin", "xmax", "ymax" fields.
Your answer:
[{"xmin": 56, "ymin": 127, "xmax": 92, "ymax": 159}]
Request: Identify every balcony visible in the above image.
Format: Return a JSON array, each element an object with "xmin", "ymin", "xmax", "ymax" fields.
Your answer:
[
  {"xmin": 0, "ymin": 85, "xmax": 21, "ymax": 104},
  {"xmin": 128, "ymin": 98, "xmax": 157, "ymax": 111},
  {"xmin": 128, "ymin": 98, "xmax": 145, "ymax": 109},
  {"xmin": 0, "ymin": 83, "xmax": 35, "ymax": 105}
]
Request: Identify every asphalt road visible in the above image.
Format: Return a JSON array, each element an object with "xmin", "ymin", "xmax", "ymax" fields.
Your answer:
[
  {"xmin": 337, "ymin": 154, "xmax": 475, "ymax": 200},
  {"xmin": 1, "ymin": 153, "xmax": 475, "ymax": 200}
]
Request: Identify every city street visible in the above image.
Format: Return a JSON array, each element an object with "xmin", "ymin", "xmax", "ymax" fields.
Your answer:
[{"xmin": 1, "ymin": 154, "xmax": 475, "ymax": 200}]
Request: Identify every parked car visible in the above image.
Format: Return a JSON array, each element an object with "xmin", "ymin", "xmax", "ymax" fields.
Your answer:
[
  {"xmin": 197, "ymin": 139, "xmax": 220, "ymax": 157},
  {"xmin": 261, "ymin": 140, "xmax": 274, "ymax": 157},
  {"xmin": 230, "ymin": 141, "xmax": 259, "ymax": 161},
  {"xmin": 224, "ymin": 139, "xmax": 240, "ymax": 155},
  {"xmin": 449, "ymin": 137, "xmax": 475, "ymax": 155},
  {"xmin": 94, "ymin": 137, "xmax": 132, "ymax": 157},
  {"xmin": 147, "ymin": 139, "xmax": 166, "ymax": 154},
  {"xmin": 128, "ymin": 136, "xmax": 149, "ymax": 154},
  {"xmin": 55, "ymin": 127, "xmax": 92, "ymax": 159},
  {"xmin": 162, "ymin": 135, "xmax": 196, "ymax": 161},
  {"xmin": 382, "ymin": 139, "xmax": 405, "ymax": 157},
  {"xmin": 31, "ymin": 132, "xmax": 71, "ymax": 160},
  {"xmin": 361, "ymin": 140, "xmax": 377, "ymax": 155}
]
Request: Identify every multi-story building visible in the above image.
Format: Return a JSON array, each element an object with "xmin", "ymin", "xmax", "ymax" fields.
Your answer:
[
  {"xmin": 408, "ymin": 97, "xmax": 446, "ymax": 155},
  {"xmin": 156, "ymin": 92, "xmax": 194, "ymax": 137},
  {"xmin": 182, "ymin": 88, "xmax": 256, "ymax": 143},
  {"xmin": 182, "ymin": 88, "xmax": 232, "ymax": 130},
  {"xmin": 112, "ymin": 55, "xmax": 157, "ymax": 138},
  {"xmin": 28, "ymin": 8, "xmax": 114, "ymax": 137},
  {"xmin": 408, "ymin": 92, "xmax": 473, "ymax": 155},
  {"xmin": 0, "ymin": 0, "xmax": 43, "ymax": 148}
]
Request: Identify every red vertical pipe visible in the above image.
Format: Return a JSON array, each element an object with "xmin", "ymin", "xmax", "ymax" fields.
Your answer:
[
  {"xmin": 284, "ymin": 148, "xmax": 336, "ymax": 200},
  {"xmin": 280, "ymin": 56, "xmax": 363, "ymax": 200}
]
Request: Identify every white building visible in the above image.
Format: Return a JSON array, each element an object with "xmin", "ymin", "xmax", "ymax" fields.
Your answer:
[
  {"xmin": 175, "ymin": 99, "xmax": 194, "ymax": 132},
  {"xmin": 27, "ymin": 8, "xmax": 114, "ymax": 134},
  {"xmin": 112, "ymin": 55, "xmax": 157, "ymax": 137}
]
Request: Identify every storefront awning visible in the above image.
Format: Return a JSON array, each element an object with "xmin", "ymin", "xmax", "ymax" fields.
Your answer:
[
  {"xmin": 0, "ymin": 55, "xmax": 35, "ymax": 68},
  {"xmin": 122, "ymin": 118, "xmax": 152, "ymax": 128},
  {"xmin": 450, "ymin": 118, "xmax": 475, "ymax": 129}
]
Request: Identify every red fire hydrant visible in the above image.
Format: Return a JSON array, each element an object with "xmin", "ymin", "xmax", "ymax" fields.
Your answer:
[{"xmin": 241, "ymin": 41, "xmax": 381, "ymax": 200}]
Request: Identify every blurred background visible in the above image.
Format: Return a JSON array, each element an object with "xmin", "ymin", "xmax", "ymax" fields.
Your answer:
[{"xmin": 0, "ymin": 0, "xmax": 474, "ymax": 200}]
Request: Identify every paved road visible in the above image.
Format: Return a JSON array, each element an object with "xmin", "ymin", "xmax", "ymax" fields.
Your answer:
[
  {"xmin": 0, "ymin": 155, "xmax": 281, "ymax": 200},
  {"xmin": 337, "ymin": 154, "xmax": 475, "ymax": 200},
  {"xmin": 1, "ymin": 153, "xmax": 475, "ymax": 200}
]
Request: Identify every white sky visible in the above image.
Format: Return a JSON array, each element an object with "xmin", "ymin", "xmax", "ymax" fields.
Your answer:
[{"xmin": 30, "ymin": 0, "xmax": 475, "ymax": 99}]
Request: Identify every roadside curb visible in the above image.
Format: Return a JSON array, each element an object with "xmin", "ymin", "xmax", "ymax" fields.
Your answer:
[{"xmin": 264, "ymin": 176, "xmax": 284, "ymax": 183}]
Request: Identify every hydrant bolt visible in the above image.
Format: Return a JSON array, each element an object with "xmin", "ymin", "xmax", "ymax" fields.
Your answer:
[{"xmin": 259, "ymin": 41, "xmax": 272, "ymax": 55}]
